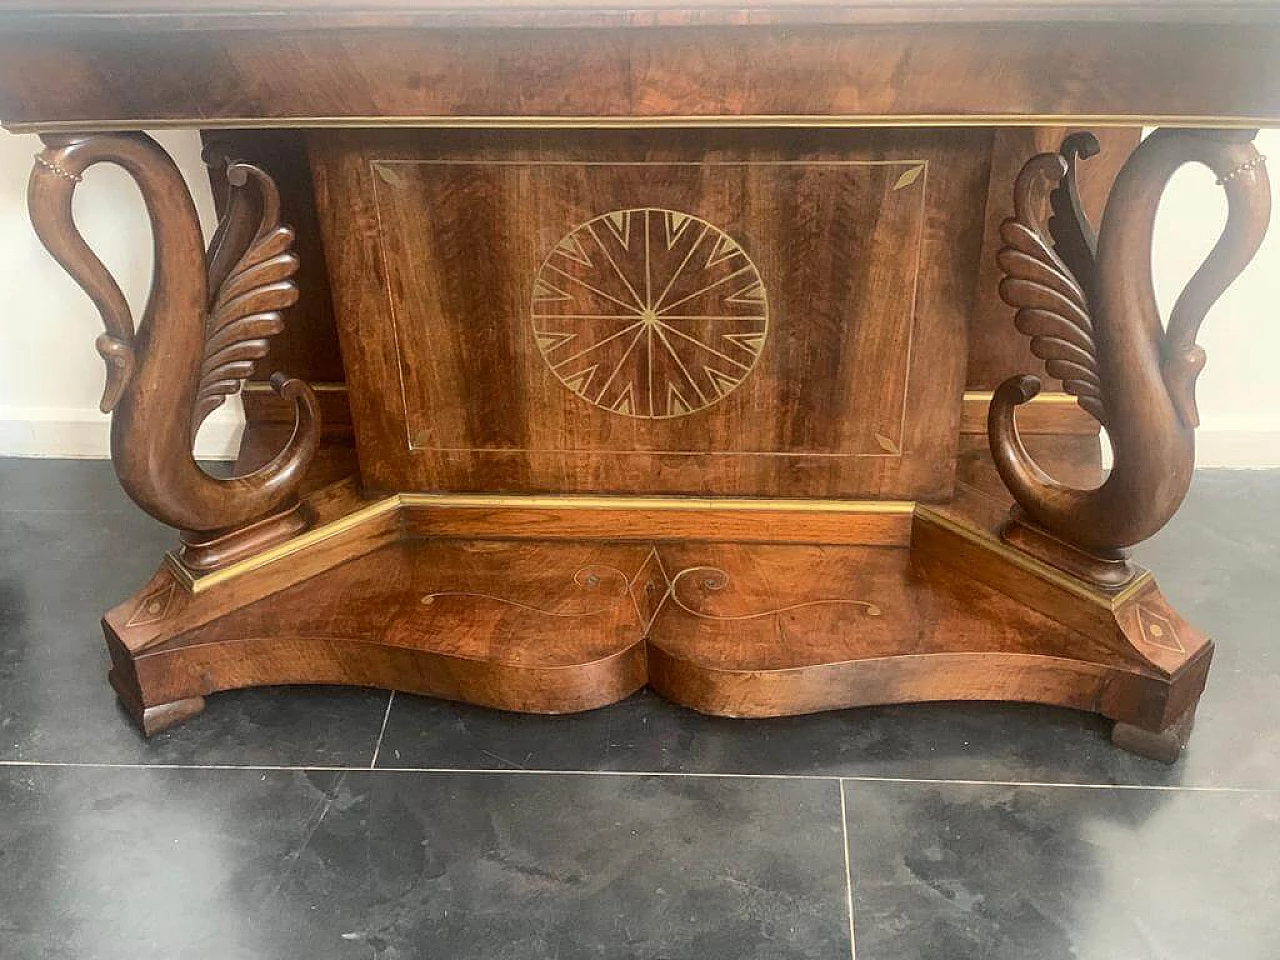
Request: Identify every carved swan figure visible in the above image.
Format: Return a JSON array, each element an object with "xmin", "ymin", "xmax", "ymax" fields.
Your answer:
[
  {"xmin": 28, "ymin": 132, "xmax": 319, "ymax": 568},
  {"xmin": 989, "ymin": 129, "xmax": 1270, "ymax": 580}
]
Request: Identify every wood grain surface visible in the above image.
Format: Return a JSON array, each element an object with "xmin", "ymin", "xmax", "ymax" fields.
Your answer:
[
  {"xmin": 3, "ymin": 19, "xmax": 1280, "ymax": 130},
  {"xmin": 313, "ymin": 128, "xmax": 986, "ymax": 499}
]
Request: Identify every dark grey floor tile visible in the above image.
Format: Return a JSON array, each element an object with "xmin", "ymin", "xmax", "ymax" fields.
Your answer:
[
  {"xmin": 379, "ymin": 472, "xmax": 1280, "ymax": 789},
  {"xmin": 842, "ymin": 780, "xmax": 1280, "ymax": 960},
  {"xmin": 0, "ymin": 457, "xmax": 135, "ymax": 513},
  {"xmin": 0, "ymin": 457, "xmax": 232, "ymax": 513},
  {"xmin": 0, "ymin": 766, "xmax": 850, "ymax": 960},
  {"xmin": 0, "ymin": 765, "xmax": 342, "ymax": 960},
  {"xmin": 0, "ymin": 509, "xmax": 389, "ymax": 766}
]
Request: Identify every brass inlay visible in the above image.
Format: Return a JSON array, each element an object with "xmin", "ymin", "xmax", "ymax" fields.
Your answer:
[
  {"xmin": 173, "ymin": 493, "xmax": 917, "ymax": 594},
  {"xmin": 124, "ymin": 579, "xmax": 178, "ymax": 628},
  {"xmin": 241, "ymin": 381, "xmax": 348, "ymax": 393},
  {"xmin": 419, "ymin": 565, "xmax": 628, "ymax": 619},
  {"xmin": 913, "ymin": 503, "xmax": 1153, "ymax": 610},
  {"xmin": 167, "ymin": 494, "xmax": 403, "ymax": 594},
  {"xmin": 963, "ymin": 390, "xmax": 1082, "ymax": 407},
  {"xmin": 533, "ymin": 207, "xmax": 768, "ymax": 420},
  {"xmin": 396, "ymin": 492, "xmax": 917, "ymax": 514},
  {"xmin": 6, "ymin": 114, "xmax": 1272, "ymax": 135},
  {"xmin": 668, "ymin": 565, "xmax": 882, "ymax": 621},
  {"xmin": 33, "ymin": 153, "xmax": 82, "ymax": 182},
  {"xmin": 1136, "ymin": 604, "xmax": 1187, "ymax": 654},
  {"xmin": 1216, "ymin": 152, "xmax": 1267, "ymax": 185},
  {"xmin": 375, "ymin": 158, "xmax": 925, "ymax": 457}
]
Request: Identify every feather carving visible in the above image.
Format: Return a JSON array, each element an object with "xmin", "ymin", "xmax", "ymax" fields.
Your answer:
[
  {"xmin": 997, "ymin": 150, "xmax": 1108, "ymax": 426},
  {"xmin": 194, "ymin": 162, "xmax": 300, "ymax": 431},
  {"xmin": 1046, "ymin": 131, "xmax": 1101, "ymax": 303}
]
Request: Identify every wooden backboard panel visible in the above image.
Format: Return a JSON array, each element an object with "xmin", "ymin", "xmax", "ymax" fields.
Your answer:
[{"xmin": 312, "ymin": 129, "xmax": 989, "ymax": 499}]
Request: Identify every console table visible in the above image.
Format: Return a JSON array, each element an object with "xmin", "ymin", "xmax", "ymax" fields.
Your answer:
[{"xmin": 2, "ymin": 1, "xmax": 1275, "ymax": 762}]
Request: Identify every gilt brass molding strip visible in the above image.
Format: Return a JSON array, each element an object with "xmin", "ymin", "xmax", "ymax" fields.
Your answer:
[
  {"xmin": 396, "ymin": 492, "xmax": 917, "ymax": 513},
  {"xmin": 171, "ymin": 492, "xmax": 918, "ymax": 594},
  {"xmin": 167, "ymin": 494, "xmax": 403, "ymax": 594},
  {"xmin": 913, "ymin": 503, "xmax": 1153, "ymax": 610},
  {"xmin": 962, "ymin": 390, "xmax": 1082, "ymax": 406},
  {"xmin": 6, "ymin": 114, "xmax": 1273, "ymax": 135},
  {"xmin": 172, "ymin": 491, "xmax": 1153, "ymax": 606}
]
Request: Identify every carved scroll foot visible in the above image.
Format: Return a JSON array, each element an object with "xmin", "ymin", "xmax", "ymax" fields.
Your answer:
[
  {"xmin": 179, "ymin": 502, "xmax": 309, "ymax": 571},
  {"xmin": 1002, "ymin": 509, "xmax": 1137, "ymax": 590},
  {"xmin": 1112, "ymin": 708, "xmax": 1195, "ymax": 764}
]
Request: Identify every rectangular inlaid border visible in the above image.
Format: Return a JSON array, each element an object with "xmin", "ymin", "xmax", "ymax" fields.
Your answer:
[{"xmin": 368, "ymin": 157, "xmax": 929, "ymax": 459}]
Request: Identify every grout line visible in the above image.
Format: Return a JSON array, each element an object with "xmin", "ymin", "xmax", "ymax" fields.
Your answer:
[
  {"xmin": 839, "ymin": 775, "xmax": 1274, "ymax": 793},
  {"xmin": 369, "ymin": 692, "xmax": 396, "ymax": 769},
  {"xmin": 840, "ymin": 781, "xmax": 858, "ymax": 960},
  {"xmin": 0, "ymin": 759, "xmax": 1273, "ymax": 793}
]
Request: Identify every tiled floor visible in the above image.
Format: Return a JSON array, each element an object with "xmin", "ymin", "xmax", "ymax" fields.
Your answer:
[{"xmin": 1, "ymin": 459, "xmax": 1278, "ymax": 959}]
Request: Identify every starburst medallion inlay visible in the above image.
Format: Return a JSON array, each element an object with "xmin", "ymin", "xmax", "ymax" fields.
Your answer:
[{"xmin": 532, "ymin": 208, "xmax": 768, "ymax": 419}]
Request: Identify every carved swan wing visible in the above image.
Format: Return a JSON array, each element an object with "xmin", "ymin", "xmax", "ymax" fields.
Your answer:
[
  {"xmin": 195, "ymin": 162, "xmax": 301, "ymax": 431},
  {"xmin": 988, "ymin": 128, "xmax": 1270, "ymax": 572},
  {"xmin": 997, "ymin": 149, "xmax": 1107, "ymax": 426}
]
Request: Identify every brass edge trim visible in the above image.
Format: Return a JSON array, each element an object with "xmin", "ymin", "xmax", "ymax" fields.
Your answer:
[
  {"xmin": 181, "ymin": 495, "xmax": 402, "ymax": 594},
  {"xmin": 396, "ymin": 492, "xmax": 917, "ymax": 514},
  {"xmin": 962, "ymin": 390, "xmax": 1081, "ymax": 407},
  {"xmin": 913, "ymin": 504, "xmax": 1153, "ymax": 610},
  {"xmin": 4, "ymin": 114, "xmax": 1271, "ymax": 134},
  {"xmin": 241, "ymin": 381, "xmax": 347, "ymax": 393},
  {"xmin": 163, "ymin": 551, "xmax": 198, "ymax": 593},
  {"xmin": 174, "ymin": 492, "xmax": 916, "ymax": 593}
]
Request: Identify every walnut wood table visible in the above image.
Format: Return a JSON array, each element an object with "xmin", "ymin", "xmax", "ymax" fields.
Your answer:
[{"xmin": 2, "ymin": 2, "xmax": 1275, "ymax": 762}]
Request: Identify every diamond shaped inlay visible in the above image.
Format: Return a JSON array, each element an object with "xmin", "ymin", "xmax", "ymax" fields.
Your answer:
[
  {"xmin": 1136, "ymin": 604, "xmax": 1186, "ymax": 654},
  {"xmin": 125, "ymin": 579, "xmax": 178, "ymax": 628}
]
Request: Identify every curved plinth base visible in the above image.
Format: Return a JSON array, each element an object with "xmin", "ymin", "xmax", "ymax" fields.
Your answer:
[{"xmin": 101, "ymin": 490, "xmax": 1213, "ymax": 763}]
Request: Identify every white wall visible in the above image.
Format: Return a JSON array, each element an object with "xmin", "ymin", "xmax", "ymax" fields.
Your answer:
[
  {"xmin": 0, "ymin": 129, "xmax": 243, "ymax": 459},
  {"xmin": 1, "ymin": 128, "xmax": 1278, "ymax": 466},
  {"xmin": 1151, "ymin": 129, "xmax": 1280, "ymax": 467}
]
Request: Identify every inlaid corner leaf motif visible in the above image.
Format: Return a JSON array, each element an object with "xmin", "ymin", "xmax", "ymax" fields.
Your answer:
[
  {"xmin": 893, "ymin": 165, "xmax": 925, "ymax": 191},
  {"xmin": 875, "ymin": 433, "xmax": 901, "ymax": 454},
  {"xmin": 373, "ymin": 163, "xmax": 406, "ymax": 188}
]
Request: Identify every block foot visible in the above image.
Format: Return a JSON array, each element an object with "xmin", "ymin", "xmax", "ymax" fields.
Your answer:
[
  {"xmin": 1111, "ymin": 710, "xmax": 1195, "ymax": 764},
  {"xmin": 109, "ymin": 668, "xmax": 206, "ymax": 737}
]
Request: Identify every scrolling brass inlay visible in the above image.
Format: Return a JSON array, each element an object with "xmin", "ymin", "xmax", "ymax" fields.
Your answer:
[
  {"xmin": 532, "ymin": 208, "xmax": 768, "ymax": 419},
  {"xmin": 419, "ymin": 564, "xmax": 629, "ymax": 618},
  {"xmin": 668, "ymin": 566, "xmax": 882, "ymax": 621}
]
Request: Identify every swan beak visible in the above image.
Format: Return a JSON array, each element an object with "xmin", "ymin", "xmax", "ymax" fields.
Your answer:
[
  {"xmin": 94, "ymin": 333, "xmax": 135, "ymax": 413},
  {"xmin": 1162, "ymin": 347, "xmax": 1206, "ymax": 430}
]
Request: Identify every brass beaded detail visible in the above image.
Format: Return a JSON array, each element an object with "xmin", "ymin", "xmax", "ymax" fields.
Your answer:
[
  {"xmin": 34, "ymin": 154, "xmax": 82, "ymax": 183},
  {"xmin": 1216, "ymin": 153, "xmax": 1266, "ymax": 185}
]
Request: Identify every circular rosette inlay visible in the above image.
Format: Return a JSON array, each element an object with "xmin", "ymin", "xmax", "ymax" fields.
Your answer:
[{"xmin": 531, "ymin": 208, "xmax": 768, "ymax": 419}]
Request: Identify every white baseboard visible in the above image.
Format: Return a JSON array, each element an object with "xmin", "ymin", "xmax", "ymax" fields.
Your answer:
[
  {"xmin": 1, "ymin": 407, "xmax": 1277, "ymax": 469},
  {"xmin": 0, "ymin": 405, "xmax": 244, "ymax": 460},
  {"xmin": 1193, "ymin": 430, "xmax": 1280, "ymax": 469}
]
